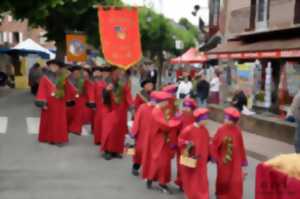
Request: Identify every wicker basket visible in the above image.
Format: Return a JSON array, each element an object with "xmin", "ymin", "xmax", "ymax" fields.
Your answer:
[
  {"xmin": 180, "ymin": 155, "xmax": 197, "ymax": 168},
  {"xmin": 124, "ymin": 147, "xmax": 136, "ymax": 156}
]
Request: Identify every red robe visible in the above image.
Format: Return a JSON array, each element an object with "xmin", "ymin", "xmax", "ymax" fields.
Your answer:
[
  {"xmin": 175, "ymin": 110, "xmax": 195, "ymax": 187},
  {"xmin": 139, "ymin": 105, "xmax": 156, "ymax": 180},
  {"xmin": 148, "ymin": 106, "xmax": 181, "ymax": 185},
  {"xmin": 93, "ymin": 80, "xmax": 106, "ymax": 145},
  {"xmin": 211, "ymin": 123, "xmax": 247, "ymax": 199},
  {"xmin": 100, "ymin": 83, "xmax": 132, "ymax": 153},
  {"xmin": 134, "ymin": 91, "xmax": 149, "ymax": 111},
  {"xmin": 67, "ymin": 80, "xmax": 95, "ymax": 134},
  {"xmin": 131, "ymin": 103, "xmax": 154, "ymax": 166},
  {"xmin": 36, "ymin": 75, "xmax": 74, "ymax": 144},
  {"xmin": 178, "ymin": 124, "xmax": 210, "ymax": 199}
]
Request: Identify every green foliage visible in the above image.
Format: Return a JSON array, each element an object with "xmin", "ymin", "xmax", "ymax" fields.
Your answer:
[
  {"xmin": 2, "ymin": 1, "xmax": 198, "ymax": 60},
  {"xmin": 138, "ymin": 7, "xmax": 197, "ymax": 57},
  {"xmin": 2, "ymin": 0, "xmax": 122, "ymax": 59},
  {"xmin": 179, "ymin": 17, "xmax": 200, "ymax": 41}
]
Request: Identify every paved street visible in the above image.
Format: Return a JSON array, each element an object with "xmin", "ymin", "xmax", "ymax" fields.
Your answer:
[{"xmin": 0, "ymin": 88, "xmax": 293, "ymax": 199}]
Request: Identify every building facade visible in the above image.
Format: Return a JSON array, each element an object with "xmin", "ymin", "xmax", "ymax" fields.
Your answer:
[
  {"xmin": 0, "ymin": 14, "xmax": 55, "ymax": 49},
  {"xmin": 208, "ymin": 0, "xmax": 300, "ymax": 112}
]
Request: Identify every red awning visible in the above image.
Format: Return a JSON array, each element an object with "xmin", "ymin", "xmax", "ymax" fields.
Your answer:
[
  {"xmin": 170, "ymin": 48, "xmax": 207, "ymax": 64},
  {"xmin": 208, "ymin": 38, "xmax": 300, "ymax": 60}
]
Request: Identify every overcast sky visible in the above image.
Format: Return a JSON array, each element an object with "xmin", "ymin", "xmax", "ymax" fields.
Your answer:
[{"xmin": 122, "ymin": 0, "xmax": 209, "ymax": 25}]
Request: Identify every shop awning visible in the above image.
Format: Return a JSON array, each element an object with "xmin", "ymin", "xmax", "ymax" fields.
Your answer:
[
  {"xmin": 170, "ymin": 48, "xmax": 207, "ymax": 64},
  {"xmin": 208, "ymin": 38, "xmax": 300, "ymax": 60}
]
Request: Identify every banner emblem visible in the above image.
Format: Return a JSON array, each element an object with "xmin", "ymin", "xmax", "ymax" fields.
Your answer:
[{"xmin": 66, "ymin": 33, "xmax": 87, "ymax": 62}]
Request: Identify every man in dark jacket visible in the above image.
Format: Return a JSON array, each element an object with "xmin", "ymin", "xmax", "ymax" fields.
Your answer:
[
  {"xmin": 196, "ymin": 74, "xmax": 210, "ymax": 107},
  {"xmin": 231, "ymin": 89, "xmax": 248, "ymax": 112},
  {"xmin": 28, "ymin": 63, "xmax": 43, "ymax": 95}
]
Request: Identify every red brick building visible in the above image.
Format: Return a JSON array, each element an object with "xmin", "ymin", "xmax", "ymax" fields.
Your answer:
[{"xmin": 0, "ymin": 14, "xmax": 55, "ymax": 49}]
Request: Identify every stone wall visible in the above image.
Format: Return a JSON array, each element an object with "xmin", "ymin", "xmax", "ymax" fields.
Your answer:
[{"xmin": 208, "ymin": 104, "xmax": 296, "ymax": 144}]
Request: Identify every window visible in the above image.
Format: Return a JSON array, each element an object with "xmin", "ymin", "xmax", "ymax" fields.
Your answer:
[
  {"xmin": 212, "ymin": 0, "xmax": 220, "ymax": 26},
  {"xmin": 7, "ymin": 15, "xmax": 12, "ymax": 22},
  {"xmin": 256, "ymin": 0, "xmax": 269, "ymax": 30},
  {"xmin": 258, "ymin": 0, "xmax": 265, "ymax": 22},
  {"xmin": 8, "ymin": 32, "xmax": 12, "ymax": 43},
  {"xmin": 13, "ymin": 32, "xmax": 20, "ymax": 43},
  {"xmin": 19, "ymin": 32, "xmax": 23, "ymax": 42},
  {"xmin": 3, "ymin": 32, "xmax": 7, "ymax": 43}
]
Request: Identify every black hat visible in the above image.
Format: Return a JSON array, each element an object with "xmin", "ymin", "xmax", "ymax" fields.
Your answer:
[
  {"xmin": 92, "ymin": 65, "xmax": 113, "ymax": 72},
  {"xmin": 46, "ymin": 59, "xmax": 65, "ymax": 68},
  {"xmin": 68, "ymin": 64, "xmax": 82, "ymax": 72},
  {"xmin": 141, "ymin": 79, "xmax": 154, "ymax": 88}
]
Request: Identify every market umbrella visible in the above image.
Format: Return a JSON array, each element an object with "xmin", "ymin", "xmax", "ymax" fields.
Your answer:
[{"xmin": 170, "ymin": 48, "xmax": 207, "ymax": 64}]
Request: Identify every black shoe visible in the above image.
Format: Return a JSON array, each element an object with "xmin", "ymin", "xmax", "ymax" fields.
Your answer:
[
  {"xmin": 146, "ymin": 180, "xmax": 152, "ymax": 189},
  {"xmin": 102, "ymin": 152, "xmax": 112, "ymax": 160},
  {"xmin": 158, "ymin": 184, "xmax": 172, "ymax": 194},
  {"xmin": 131, "ymin": 168, "xmax": 139, "ymax": 176},
  {"xmin": 111, "ymin": 153, "xmax": 123, "ymax": 159}
]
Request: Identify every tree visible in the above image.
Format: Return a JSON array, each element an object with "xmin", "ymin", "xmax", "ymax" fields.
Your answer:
[
  {"xmin": 2, "ymin": 0, "xmax": 122, "ymax": 60},
  {"xmin": 179, "ymin": 17, "xmax": 201, "ymax": 42},
  {"xmin": 139, "ymin": 7, "xmax": 198, "ymax": 84}
]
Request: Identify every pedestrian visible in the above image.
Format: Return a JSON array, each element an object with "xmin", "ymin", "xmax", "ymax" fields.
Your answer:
[
  {"xmin": 196, "ymin": 74, "xmax": 210, "ymax": 107},
  {"xmin": 28, "ymin": 63, "xmax": 43, "ymax": 95},
  {"xmin": 35, "ymin": 60, "xmax": 75, "ymax": 145},
  {"xmin": 130, "ymin": 91, "xmax": 158, "ymax": 176},
  {"xmin": 177, "ymin": 75, "xmax": 193, "ymax": 99},
  {"xmin": 147, "ymin": 91, "xmax": 181, "ymax": 194},
  {"xmin": 6, "ymin": 63, "xmax": 15, "ymax": 88},
  {"xmin": 209, "ymin": 70, "xmax": 221, "ymax": 104},
  {"xmin": 175, "ymin": 97, "xmax": 197, "ymax": 189},
  {"xmin": 178, "ymin": 108, "xmax": 210, "ymax": 199},
  {"xmin": 134, "ymin": 79, "xmax": 154, "ymax": 111},
  {"xmin": 291, "ymin": 88, "xmax": 300, "ymax": 153},
  {"xmin": 66, "ymin": 64, "xmax": 95, "ymax": 135},
  {"xmin": 231, "ymin": 88, "xmax": 247, "ymax": 112},
  {"xmin": 211, "ymin": 107, "xmax": 247, "ymax": 199},
  {"xmin": 148, "ymin": 64, "xmax": 158, "ymax": 87},
  {"xmin": 100, "ymin": 67, "xmax": 133, "ymax": 160}
]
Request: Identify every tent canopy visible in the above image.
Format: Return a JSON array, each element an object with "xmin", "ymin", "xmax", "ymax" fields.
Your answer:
[
  {"xmin": 12, "ymin": 39, "xmax": 55, "ymax": 59},
  {"xmin": 170, "ymin": 48, "xmax": 207, "ymax": 64}
]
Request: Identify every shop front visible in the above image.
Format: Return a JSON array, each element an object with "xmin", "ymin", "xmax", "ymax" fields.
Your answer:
[{"xmin": 208, "ymin": 37, "xmax": 300, "ymax": 117}]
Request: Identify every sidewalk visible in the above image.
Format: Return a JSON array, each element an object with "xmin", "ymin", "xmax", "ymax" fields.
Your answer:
[{"xmin": 206, "ymin": 120, "xmax": 294, "ymax": 161}]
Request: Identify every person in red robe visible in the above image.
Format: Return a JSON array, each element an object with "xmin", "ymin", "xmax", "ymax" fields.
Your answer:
[
  {"xmin": 100, "ymin": 67, "xmax": 133, "ymax": 160},
  {"xmin": 92, "ymin": 65, "xmax": 112, "ymax": 145},
  {"xmin": 35, "ymin": 59, "xmax": 75, "ymax": 145},
  {"xmin": 147, "ymin": 91, "xmax": 181, "ymax": 194},
  {"xmin": 82, "ymin": 65, "xmax": 95, "ymax": 125},
  {"xmin": 66, "ymin": 64, "xmax": 96, "ymax": 135},
  {"xmin": 211, "ymin": 107, "xmax": 248, "ymax": 199},
  {"xmin": 130, "ymin": 91, "xmax": 158, "ymax": 176},
  {"xmin": 178, "ymin": 108, "xmax": 210, "ymax": 199},
  {"xmin": 134, "ymin": 79, "xmax": 154, "ymax": 111},
  {"xmin": 162, "ymin": 84, "xmax": 178, "ymax": 116},
  {"xmin": 175, "ymin": 97, "xmax": 197, "ymax": 189}
]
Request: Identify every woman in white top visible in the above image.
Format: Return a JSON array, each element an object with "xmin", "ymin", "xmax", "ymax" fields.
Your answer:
[
  {"xmin": 209, "ymin": 70, "xmax": 221, "ymax": 104},
  {"xmin": 177, "ymin": 76, "xmax": 193, "ymax": 99}
]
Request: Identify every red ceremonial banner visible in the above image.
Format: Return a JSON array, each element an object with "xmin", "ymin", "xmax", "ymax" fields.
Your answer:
[{"xmin": 98, "ymin": 7, "xmax": 142, "ymax": 70}]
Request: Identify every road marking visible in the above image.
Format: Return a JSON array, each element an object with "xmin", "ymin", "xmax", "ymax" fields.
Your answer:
[
  {"xmin": 26, "ymin": 117, "xmax": 40, "ymax": 134},
  {"xmin": 82, "ymin": 125, "xmax": 91, "ymax": 136},
  {"xmin": 0, "ymin": 117, "xmax": 8, "ymax": 134}
]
